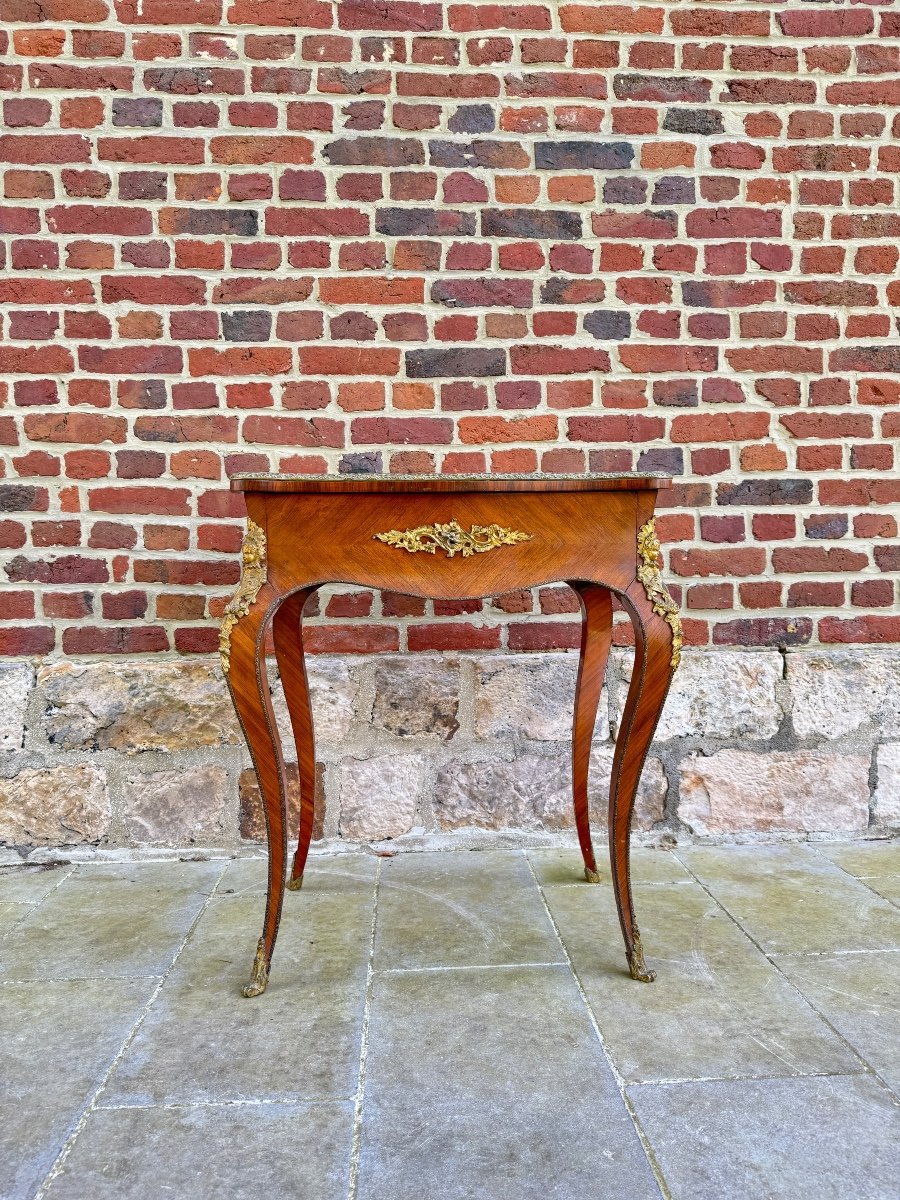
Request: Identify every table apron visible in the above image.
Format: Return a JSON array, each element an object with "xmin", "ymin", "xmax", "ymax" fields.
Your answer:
[{"xmin": 252, "ymin": 490, "xmax": 645, "ymax": 600}]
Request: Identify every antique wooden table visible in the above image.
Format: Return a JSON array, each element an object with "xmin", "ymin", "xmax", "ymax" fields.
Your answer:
[{"xmin": 221, "ymin": 473, "xmax": 682, "ymax": 997}]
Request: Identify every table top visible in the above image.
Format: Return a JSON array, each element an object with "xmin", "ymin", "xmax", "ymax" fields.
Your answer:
[{"xmin": 230, "ymin": 472, "xmax": 674, "ymax": 494}]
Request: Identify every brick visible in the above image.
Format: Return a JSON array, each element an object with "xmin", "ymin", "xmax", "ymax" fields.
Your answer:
[
  {"xmin": 535, "ymin": 141, "xmax": 634, "ymax": 170},
  {"xmin": 117, "ymin": 0, "xmax": 222, "ymax": 20},
  {"xmin": 614, "ymin": 73, "xmax": 710, "ymax": 103},
  {"xmin": 560, "ymin": 5, "xmax": 662, "ymax": 34},
  {"xmin": 339, "ymin": 0, "xmax": 441, "ymax": 30},
  {"xmin": 325, "ymin": 136, "xmax": 423, "ymax": 166},
  {"xmin": 406, "ymin": 348, "xmax": 505, "ymax": 378},
  {"xmin": 1, "ymin": 0, "xmax": 108, "ymax": 16},
  {"xmin": 267, "ymin": 207, "xmax": 370, "ymax": 236},
  {"xmin": 100, "ymin": 275, "xmax": 207, "ymax": 306},
  {"xmin": 210, "ymin": 135, "xmax": 313, "ymax": 164},
  {"xmin": 228, "ymin": 0, "xmax": 331, "ymax": 27},
  {"xmin": 481, "ymin": 209, "xmax": 582, "ymax": 240},
  {"xmin": 97, "ymin": 136, "xmax": 206, "ymax": 164},
  {"xmin": 686, "ymin": 207, "xmax": 782, "ymax": 239}
]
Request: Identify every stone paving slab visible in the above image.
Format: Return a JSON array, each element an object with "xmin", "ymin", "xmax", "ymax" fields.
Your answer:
[
  {"xmin": 527, "ymin": 845, "xmax": 693, "ymax": 887},
  {"xmin": 101, "ymin": 891, "xmax": 372, "ymax": 1107},
  {"xmin": 678, "ymin": 844, "xmax": 900, "ymax": 956},
  {"xmin": 0, "ymin": 864, "xmax": 72, "ymax": 905},
  {"xmin": 356, "ymin": 965, "xmax": 661, "ymax": 1200},
  {"xmin": 43, "ymin": 1101, "xmax": 355, "ymax": 1200},
  {"xmin": 0, "ymin": 903, "xmax": 31, "ymax": 934},
  {"xmin": 0, "ymin": 861, "xmax": 223, "ymax": 981},
  {"xmin": 375, "ymin": 849, "xmax": 566, "ymax": 971},
  {"xmin": 777, "ymin": 951, "xmax": 900, "ymax": 1094},
  {"xmin": 628, "ymin": 1074, "xmax": 900, "ymax": 1200},
  {"xmin": 0, "ymin": 979, "xmax": 155, "ymax": 1200},
  {"xmin": 1, "ymin": 843, "xmax": 898, "ymax": 1200},
  {"xmin": 214, "ymin": 852, "xmax": 377, "ymax": 897},
  {"xmin": 816, "ymin": 840, "xmax": 900, "ymax": 878},
  {"xmin": 542, "ymin": 876, "xmax": 863, "ymax": 1083},
  {"xmin": 815, "ymin": 841, "xmax": 900, "ymax": 906}
]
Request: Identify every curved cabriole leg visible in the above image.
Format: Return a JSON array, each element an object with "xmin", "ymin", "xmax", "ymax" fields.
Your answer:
[
  {"xmin": 568, "ymin": 583, "xmax": 614, "ymax": 884},
  {"xmin": 223, "ymin": 583, "xmax": 292, "ymax": 999},
  {"xmin": 608, "ymin": 579, "xmax": 679, "ymax": 983},
  {"xmin": 272, "ymin": 589, "xmax": 318, "ymax": 893}
]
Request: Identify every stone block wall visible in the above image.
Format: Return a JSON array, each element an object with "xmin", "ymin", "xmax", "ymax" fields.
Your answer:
[{"xmin": 1, "ymin": 647, "xmax": 897, "ymax": 860}]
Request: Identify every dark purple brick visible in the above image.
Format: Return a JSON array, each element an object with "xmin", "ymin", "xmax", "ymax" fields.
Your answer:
[
  {"xmin": 331, "ymin": 311, "xmax": 378, "ymax": 340},
  {"xmin": 406, "ymin": 348, "xmax": 506, "ymax": 378},
  {"xmin": 112, "ymin": 97, "xmax": 163, "ymax": 128},
  {"xmin": 429, "ymin": 139, "xmax": 529, "ymax": 169},
  {"xmin": 376, "ymin": 208, "xmax": 476, "ymax": 236},
  {"xmin": 584, "ymin": 310, "xmax": 631, "ymax": 341},
  {"xmin": 603, "ymin": 176, "xmax": 647, "ymax": 204},
  {"xmin": 222, "ymin": 310, "xmax": 273, "ymax": 342},
  {"xmin": 339, "ymin": 452, "xmax": 383, "ymax": 474},
  {"xmin": 116, "ymin": 450, "xmax": 165, "ymax": 479},
  {"xmin": 535, "ymin": 141, "xmax": 634, "ymax": 170},
  {"xmin": 717, "ymin": 479, "xmax": 813, "ymax": 506},
  {"xmin": 0, "ymin": 485, "xmax": 45, "ymax": 513},
  {"xmin": 805, "ymin": 514, "xmax": 849, "ymax": 540},
  {"xmin": 652, "ymin": 176, "xmax": 695, "ymax": 204},
  {"xmin": 144, "ymin": 67, "xmax": 244, "ymax": 95},
  {"xmin": 662, "ymin": 108, "xmax": 722, "ymax": 135},
  {"xmin": 164, "ymin": 209, "xmax": 258, "ymax": 236},
  {"xmin": 481, "ymin": 209, "xmax": 582, "ymax": 240},
  {"xmin": 637, "ymin": 448, "xmax": 684, "ymax": 475},
  {"xmin": 448, "ymin": 105, "xmax": 495, "ymax": 133}
]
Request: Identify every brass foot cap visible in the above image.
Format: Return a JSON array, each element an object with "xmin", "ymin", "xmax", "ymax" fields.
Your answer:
[
  {"xmin": 286, "ymin": 871, "xmax": 304, "ymax": 892},
  {"xmin": 584, "ymin": 867, "xmax": 601, "ymax": 884},
  {"xmin": 241, "ymin": 938, "xmax": 269, "ymax": 998},
  {"xmin": 629, "ymin": 962, "xmax": 657, "ymax": 984},
  {"xmin": 628, "ymin": 930, "xmax": 656, "ymax": 983}
]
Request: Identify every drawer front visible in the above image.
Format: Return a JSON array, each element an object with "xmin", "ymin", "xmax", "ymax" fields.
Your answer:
[{"xmin": 260, "ymin": 489, "xmax": 647, "ymax": 599}]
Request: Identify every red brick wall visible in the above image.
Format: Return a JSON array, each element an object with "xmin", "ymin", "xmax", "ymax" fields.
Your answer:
[{"xmin": 1, "ymin": 0, "xmax": 898, "ymax": 658}]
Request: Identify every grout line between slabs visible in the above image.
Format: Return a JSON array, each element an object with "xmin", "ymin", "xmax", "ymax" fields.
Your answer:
[
  {"xmin": 523, "ymin": 854, "xmax": 674, "ymax": 1200},
  {"xmin": 346, "ymin": 857, "xmax": 382, "ymax": 1200},
  {"xmin": 30, "ymin": 858, "xmax": 231, "ymax": 1200},
  {"xmin": 627, "ymin": 1067, "xmax": 876, "ymax": 1088},
  {"xmin": 672, "ymin": 850, "xmax": 900, "ymax": 1103},
  {"xmin": 379, "ymin": 959, "xmax": 568, "ymax": 974},
  {"xmin": 93, "ymin": 1096, "xmax": 356, "ymax": 1112}
]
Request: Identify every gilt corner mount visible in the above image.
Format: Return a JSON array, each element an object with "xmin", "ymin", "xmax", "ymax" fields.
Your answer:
[
  {"xmin": 637, "ymin": 518, "xmax": 683, "ymax": 670},
  {"xmin": 219, "ymin": 518, "xmax": 267, "ymax": 675}
]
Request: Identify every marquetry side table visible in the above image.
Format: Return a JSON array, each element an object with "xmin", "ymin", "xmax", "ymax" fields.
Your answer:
[{"xmin": 220, "ymin": 474, "xmax": 682, "ymax": 997}]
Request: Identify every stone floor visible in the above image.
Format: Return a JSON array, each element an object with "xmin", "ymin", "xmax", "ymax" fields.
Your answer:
[{"xmin": 1, "ymin": 841, "xmax": 898, "ymax": 1200}]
